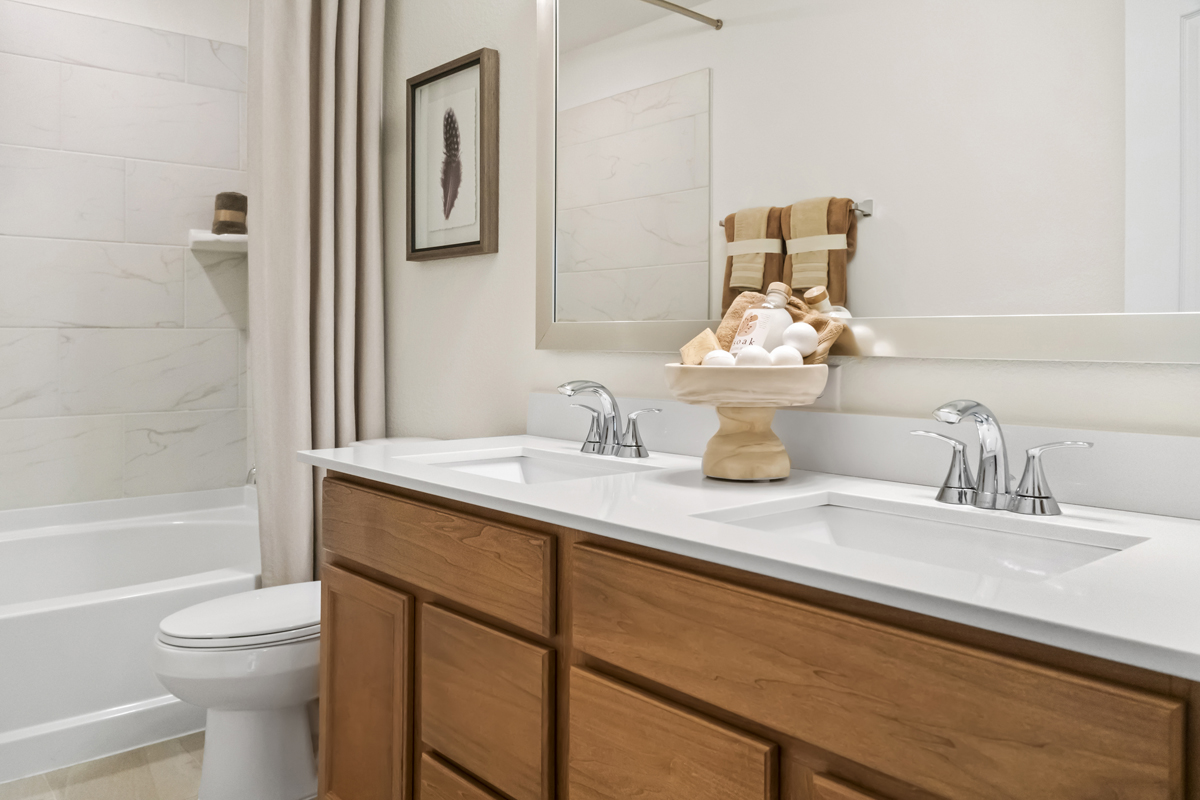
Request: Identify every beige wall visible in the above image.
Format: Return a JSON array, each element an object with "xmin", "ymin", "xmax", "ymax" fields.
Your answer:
[{"xmin": 383, "ymin": 0, "xmax": 1200, "ymax": 441}]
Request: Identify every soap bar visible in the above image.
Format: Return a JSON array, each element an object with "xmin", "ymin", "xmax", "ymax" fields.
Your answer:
[{"xmin": 680, "ymin": 328, "xmax": 722, "ymax": 366}]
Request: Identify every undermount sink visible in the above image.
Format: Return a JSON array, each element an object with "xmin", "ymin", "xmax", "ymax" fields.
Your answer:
[
  {"xmin": 696, "ymin": 500, "xmax": 1147, "ymax": 582},
  {"xmin": 395, "ymin": 446, "xmax": 659, "ymax": 485}
]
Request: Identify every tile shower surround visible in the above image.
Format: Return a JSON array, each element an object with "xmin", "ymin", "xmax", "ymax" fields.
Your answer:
[
  {"xmin": 0, "ymin": 0, "xmax": 250, "ymax": 511},
  {"xmin": 555, "ymin": 69, "xmax": 711, "ymax": 322}
]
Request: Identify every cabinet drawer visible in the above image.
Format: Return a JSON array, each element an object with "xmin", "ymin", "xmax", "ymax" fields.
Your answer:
[
  {"xmin": 419, "ymin": 753, "xmax": 505, "ymax": 800},
  {"xmin": 421, "ymin": 605, "xmax": 553, "ymax": 800},
  {"xmin": 569, "ymin": 667, "xmax": 775, "ymax": 800},
  {"xmin": 572, "ymin": 545, "xmax": 1184, "ymax": 800},
  {"xmin": 811, "ymin": 775, "xmax": 887, "ymax": 800},
  {"xmin": 323, "ymin": 478, "xmax": 554, "ymax": 636},
  {"xmin": 319, "ymin": 565, "xmax": 413, "ymax": 800}
]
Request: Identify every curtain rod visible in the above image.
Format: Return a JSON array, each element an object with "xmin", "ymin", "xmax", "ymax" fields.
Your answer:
[{"xmin": 637, "ymin": 0, "xmax": 723, "ymax": 30}]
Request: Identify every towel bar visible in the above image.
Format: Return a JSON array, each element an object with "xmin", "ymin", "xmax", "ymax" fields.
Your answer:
[{"xmin": 718, "ymin": 200, "xmax": 874, "ymax": 227}]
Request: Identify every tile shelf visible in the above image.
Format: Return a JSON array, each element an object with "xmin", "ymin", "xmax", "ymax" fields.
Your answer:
[{"xmin": 189, "ymin": 230, "xmax": 248, "ymax": 253}]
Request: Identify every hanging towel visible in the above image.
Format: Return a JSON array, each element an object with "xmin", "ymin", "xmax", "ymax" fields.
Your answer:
[
  {"xmin": 781, "ymin": 197, "xmax": 857, "ymax": 307},
  {"xmin": 721, "ymin": 206, "xmax": 783, "ymax": 314}
]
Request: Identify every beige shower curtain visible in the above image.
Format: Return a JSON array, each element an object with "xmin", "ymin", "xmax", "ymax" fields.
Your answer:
[{"xmin": 247, "ymin": 0, "xmax": 387, "ymax": 586}]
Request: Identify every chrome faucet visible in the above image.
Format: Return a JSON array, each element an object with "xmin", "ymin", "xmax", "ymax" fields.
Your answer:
[
  {"xmin": 919, "ymin": 400, "xmax": 1093, "ymax": 516},
  {"xmin": 932, "ymin": 399, "xmax": 1011, "ymax": 510},
  {"xmin": 558, "ymin": 381, "xmax": 623, "ymax": 456}
]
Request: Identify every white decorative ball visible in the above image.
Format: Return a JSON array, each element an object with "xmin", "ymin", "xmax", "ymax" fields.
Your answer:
[
  {"xmin": 781, "ymin": 322, "xmax": 819, "ymax": 357},
  {"xmin": 733, "ymin": 344, "xmax": 772, "ymax": 366},
  {"xmin": 701, "ymin": 349, "xmax": 735, "ymax": 366},
  {"xmin": 769, "ymin": 345, "xmax": 804, "ymax": 366}
]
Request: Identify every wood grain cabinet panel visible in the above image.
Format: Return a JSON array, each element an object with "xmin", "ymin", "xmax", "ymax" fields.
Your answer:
[
  {"xmin": 572, "ymin": 545, "xmax": 1185, "ymax": 800},
  {"xmin": 319, "ymin": 565, "xmax": 413, "ymax": 800},
  {"xmin": 569, "ymin": 667, "xmax": 775, "ymax": 800},
  {"xmin": 419, "ymin": 754, "xmax": 504, "ymax": 800},
  {"xmin": 421, "ymin": 605, "xmax": 553, "ymax": 800},
  {"xmin": 323, "ymin": 478, "xmax": 554, "ymax": 636},
  {"xmin": 811, "ymin": 775, "xmax": 887, "ymax": 800}
]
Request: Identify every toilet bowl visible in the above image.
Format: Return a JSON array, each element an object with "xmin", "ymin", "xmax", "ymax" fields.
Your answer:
[{"xmin": 153, "ymin": 582, "xmax": 321, "ymax": 800}]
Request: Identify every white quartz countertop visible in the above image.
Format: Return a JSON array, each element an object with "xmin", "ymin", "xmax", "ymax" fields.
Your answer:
[{"xmin": 300, "ymin": 435, "xmax": 1200, "ymax": 680}]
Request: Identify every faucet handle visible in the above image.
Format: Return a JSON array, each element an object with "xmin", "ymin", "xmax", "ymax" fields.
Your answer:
[
  {"xmin": 617, "ymin": 409, "xmax": 661, "ymax": 459},
  {"xmin": 570, "ymin": 404, "xmax": 603, "ymax": 455},
  {"xmin": 1008, "ymin": 441, "xmax": 1093, "ymax": 516},
  {"xmin": 911, "ymin": 430, "xmax": 976, "ymax": 505}
]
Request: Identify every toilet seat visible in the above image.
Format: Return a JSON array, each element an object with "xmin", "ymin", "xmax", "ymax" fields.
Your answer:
[
  {"xmin": 158, "ymin": 624, "xmax": 320, "ymax": 650},
  {"xmin": 158, "ymin": 581, "xmax": 320, "ymax": 651}
]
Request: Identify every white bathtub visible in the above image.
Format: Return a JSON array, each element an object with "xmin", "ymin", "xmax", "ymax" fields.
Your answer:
[{"xmin": 0, "ymin": 487, "xmax": 261, "ymax": 783}]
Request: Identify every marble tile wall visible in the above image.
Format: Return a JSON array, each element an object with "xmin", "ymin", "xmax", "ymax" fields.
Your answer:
[
  {"xmin": 555, "ymin": 69, "xmax": 711, "ymax": 322},
  {"xmin": 0, "ymin": 0, "xmax": 250, "ymax": 511}
]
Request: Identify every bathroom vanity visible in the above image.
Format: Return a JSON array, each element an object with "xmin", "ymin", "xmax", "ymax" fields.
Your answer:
[{"xmin": 303, "ymin": 437, "xmax": 1200, "ymax": 800}]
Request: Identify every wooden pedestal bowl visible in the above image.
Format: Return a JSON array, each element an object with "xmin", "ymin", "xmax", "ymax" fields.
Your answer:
[{"xmin": 664, "ymin": 363, "xmax": 829, "ymax": 481}]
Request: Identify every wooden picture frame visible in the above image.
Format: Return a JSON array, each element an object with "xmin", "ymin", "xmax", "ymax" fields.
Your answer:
[{"xmin": 406, "ymin": 48, "xmax": 499, "ymax": 261}]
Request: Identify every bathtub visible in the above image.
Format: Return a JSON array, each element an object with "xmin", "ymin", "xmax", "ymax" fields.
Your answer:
[{"xmin": 0, "ymin": 487, "xmax": 261, "ymax": 783}]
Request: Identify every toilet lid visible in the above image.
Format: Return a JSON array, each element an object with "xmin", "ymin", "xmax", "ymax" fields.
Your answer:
[{"xmin": 159, "ymin": 581, "xmax": 321, "ymax": 649}]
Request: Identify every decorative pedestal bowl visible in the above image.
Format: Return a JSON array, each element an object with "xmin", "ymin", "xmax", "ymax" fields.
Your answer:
[{"xmin": 664, "ymin": 363, "xmax": 829, "ymax": 481}]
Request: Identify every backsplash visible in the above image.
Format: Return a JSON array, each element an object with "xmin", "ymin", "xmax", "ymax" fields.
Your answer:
[
  {"xmin": 527, "ymin": 391, "xmax": 1200, "ymax": 521},
  {"xmin": 0, "ymin": 0, "xmax": 249, "ymax": 510},
  {"xmin": 555, "ymin": 69, "xmax": 711, "ymax": 322}
]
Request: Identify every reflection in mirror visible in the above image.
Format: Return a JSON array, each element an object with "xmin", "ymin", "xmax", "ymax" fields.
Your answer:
[
  {"xmin": 555, "ymin": 0, "xmax": 1200, "ymax": 322},
  {"xmin": 555, "ymin": 63, "xmax": 711, "ymax": 322}
]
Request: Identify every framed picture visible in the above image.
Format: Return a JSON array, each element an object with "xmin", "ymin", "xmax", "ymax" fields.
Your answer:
[{"xmin": 406, "ymin": 48, "xmax": 499, "ymax": 261}]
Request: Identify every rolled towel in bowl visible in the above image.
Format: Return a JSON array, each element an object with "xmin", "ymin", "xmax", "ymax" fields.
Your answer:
[
  {"xmin": 721, "ymin": 206, "xmax": 783, "ymax": 314},
  {"xmin": 781, "ymin": 197, "xmax": 857, "ymax": 307},
  {"xmin": 715, "ymin": 290, "xmax": 845, "ymax": 365}
]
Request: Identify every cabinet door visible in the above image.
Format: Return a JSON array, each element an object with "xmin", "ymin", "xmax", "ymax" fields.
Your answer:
[
  {"xmin": 320, "ymin": 565, "xmax": 413, "ymax": 800},
  {"xmin": 811, "ymin": 775, "xmax": 886, "ymax": 800},
  {"xmin": 569, "ymin": 666, "xmax": 776, "ymax": 800},
  {"xmin": 421, "ymin": 605, "xmax": 553, "ymax": 800}
]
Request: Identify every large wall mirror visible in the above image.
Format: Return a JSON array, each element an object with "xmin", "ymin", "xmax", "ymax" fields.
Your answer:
[{"xmin": 535, "ymin": 0, "xmax": 1200, "ymax": 361}]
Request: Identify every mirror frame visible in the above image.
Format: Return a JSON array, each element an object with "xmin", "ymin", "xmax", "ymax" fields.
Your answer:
[{"xmin": 534, "ymin": 0, "xmax": 1200, "ymax": 362}]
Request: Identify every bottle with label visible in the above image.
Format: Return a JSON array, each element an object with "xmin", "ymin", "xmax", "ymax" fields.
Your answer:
[
  {"xmin": 730, "ymin": 283, "xmax": 794, "ymax": 355},
  {"xmin": 803, "ymin": 286, "xmax": 851, "ymax": 318}
]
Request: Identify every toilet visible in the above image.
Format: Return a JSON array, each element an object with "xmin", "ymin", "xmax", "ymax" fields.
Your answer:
[{"xmin": 153, "ymin": 582, "xmax": 322, "ymax": 800}]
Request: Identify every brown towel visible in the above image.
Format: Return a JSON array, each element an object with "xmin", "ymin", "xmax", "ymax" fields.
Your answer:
[
  {"xmin": 212, "ymin": 191, "xmax": 248, "ymax": 235},
  {"xmin": 714, "ymin": 291, "xmax": 845, "ymax": 366},
  {"xmin": 721, "ymin": 207, "xmax": 783, "ymax": 315},
  {"xmin": 780, "ymin": 197, "xmax": 857, "ymax": 307}
]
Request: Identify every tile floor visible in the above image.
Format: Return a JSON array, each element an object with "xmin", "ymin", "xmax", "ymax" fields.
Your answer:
[{"xmin": 0, "ymin": 732, "xmax": 204, "ymax": 800}]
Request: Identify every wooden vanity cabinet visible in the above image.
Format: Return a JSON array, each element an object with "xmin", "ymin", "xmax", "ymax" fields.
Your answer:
[
  {"xmin": 572, "ymin": 544, "xmax": 1184, "ymax": 800},
  {"xmin": 319, "ymin": 474, "xmax": 1196, "ymax": 800}
]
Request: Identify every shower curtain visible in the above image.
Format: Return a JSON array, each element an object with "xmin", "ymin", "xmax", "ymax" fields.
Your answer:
[{"xmin": 247, "ymin": 0, "xmax": 387, "ymax": 586}]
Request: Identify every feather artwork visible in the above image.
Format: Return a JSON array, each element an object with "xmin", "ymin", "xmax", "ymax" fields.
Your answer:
[{"xmin": 441, "ymin": 108, "xmax": 462, "ymax": 220}]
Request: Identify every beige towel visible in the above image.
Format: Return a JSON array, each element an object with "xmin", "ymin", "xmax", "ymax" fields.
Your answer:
[
  {"xmin": 721, "ymin": 207, "xmax": 783, "ymax": 314},
  {"xmin": 782, "ymin": 197, "xmax": 834, "ymax": 290},
  {"xmin": 781, "ymin": 198, "xmax": 858, "ymax": 307}
]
